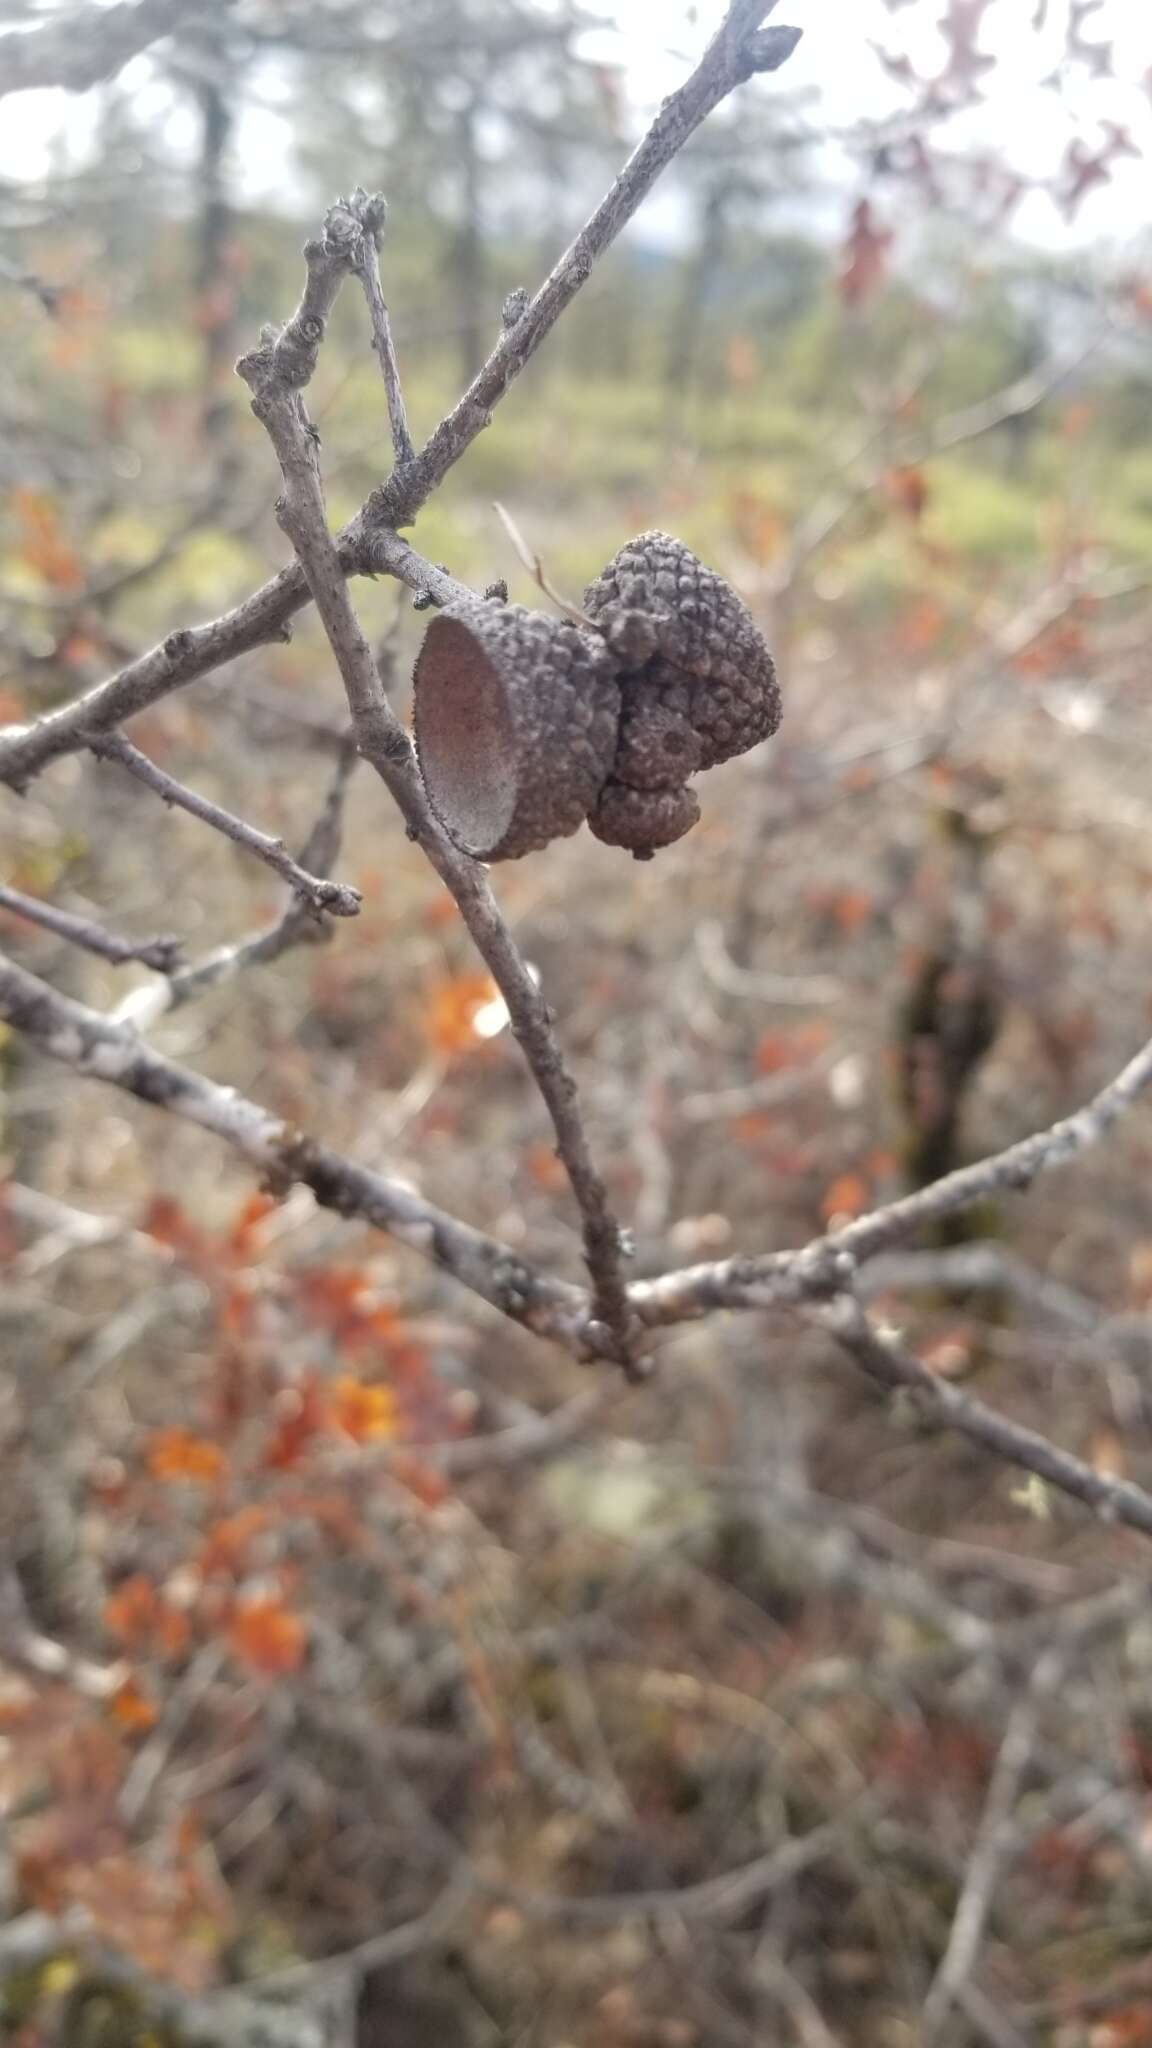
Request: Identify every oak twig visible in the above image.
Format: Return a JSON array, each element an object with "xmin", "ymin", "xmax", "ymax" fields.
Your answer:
[
  {"xmin": 238, "ymin": 221, "xmax": 641, "ymax": 1369},
  {"xmin": 0, "ymin": 881, "xmax": 181, "ymax": 973},
  {"xmin": 817, "ymin": 1294, "xmax": 1152, "ymax": 1542},
  {"xmin": 0, "ymin": 945, "xmax": 586, "ymax": 1347},
  {"xmin": 0, "ymin": 0, "xmax": 801, "ymax": 790},
  {"xmin": 88, "ymin": 730, "xmax": 362, "ymax": 920}
]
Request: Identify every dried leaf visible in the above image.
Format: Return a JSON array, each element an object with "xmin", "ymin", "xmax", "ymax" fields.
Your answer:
[
  {"xmin": 328, "ymin": 1375, "xmax": 399, "ymax": 1445},
  {"xmin": 426, "ymin": 973, "xmax": 503, "ymax": 1055},
  {"xmin": 838, "ymin": 199, "xmax": 894, "ymax": 308},
  {"xmin": 147, "ymin": 1428, "xmax": 226, "ymax": 1486},
  {"xmin": 109, "ymin": 1677, "xmax": 159, "ymax": 1735},
  {"xmin": 821, "ymin": 1172, "xmax": 869, "ymax": 1222},
  {"xmin": 228, "ymin": 1596, "xmax": 306, "ymax": 1676}
]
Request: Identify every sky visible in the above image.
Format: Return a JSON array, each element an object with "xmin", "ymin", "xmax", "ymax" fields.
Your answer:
[{"xmin": 3, "ymin": 0, "xmax": 1152, "ymax": 252}]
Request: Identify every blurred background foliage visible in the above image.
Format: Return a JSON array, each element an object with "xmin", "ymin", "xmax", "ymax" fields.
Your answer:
[{"xmin": 5, "ymin": 3, "xmax": 1152, "ymax": 2044}]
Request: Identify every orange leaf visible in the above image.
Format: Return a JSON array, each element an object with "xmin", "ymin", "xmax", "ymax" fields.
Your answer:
[
  {"xmin": 821, "ymin": 1172, "xmax": 869, "ymax": 1222},
  {"xmin": 10, "ymin": 486, "xmax": 84, "ymax": 590},
  {"xmin": 524, "ymin": 1140, "xmax": 567, "ymax": 1192},
  {"xmin": 390, "ymin": 1454, "xmax": 451, "ymax": 1508},
  {"xmin": 200, "ymin": 1507, "xmax": 269, "ymax": 1578},
  {"xmin": 328, "ymin": 1375, "xmax": 398, "ymax": 1444},
  {"xmin": 109, "ymin": 1677, "xmax": 159, "ymax": 1735},
  {"xmin": 228, "ymin": 1597, "xmax": 306, "ymax": 1676},
  {"xmin": 227, "ymin": 1190, "xmax": 277, "ymax": 1260},
  {"xmin": 887, "ymin": 464, "xmax": 930, "ymax": 524},
  {"xmin": 147, "ymin": 1428, "xmax": 225, "ymax": 1485},
  {"xmin": 920, "ymin": 1327, "xmax": 973, "ymax": 1380},
  {"xmin": 263, "ymin": 1377, "xmax": 326, "ymax": 1470},
  {"xmin": 104, "ymin": 1574, "xmax": 159, "ymax": 1647},
  {"xmin": 426, "ymin": 974, "xmax": 501, "ymax": 1055},
  {"xmin": 142, "ymin": 1194, "xmax": 207, "ymax": 1263},
  {"xmin": 838, "ymin": 198, "xmax": 893, "ymax": 308}
]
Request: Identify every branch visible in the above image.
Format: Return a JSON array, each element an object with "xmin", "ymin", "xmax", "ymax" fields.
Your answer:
[
  {"xmin": 0, "ymin": 881, "xmax": 181, "ymax": 973},
  {"xmin": 153, "ymin": 741, "xmax": 358, "ymax": 1019},
  {"xmin": 632, "ymin": 1027, "xmax": 1152, "ymax": 1324},
  {"xmin": 0, "ymin": 3, "xmax": 802, "ymax": 792},
  {"xmin": 923, "ymin": 1650, "xmax": 1064, "ymax": 2039},
  {"xmin": 237, "ymin": 228, "xmax": 640, "ymax": 1371},
  {"xmin": 345, "ymin": 189, "xmax": 415, "ymax": 468},
  {"xmin": 88, "ymin": 730, "xmax": 362, "ymax": 920},
  {"xmin": 0, "ymin": 944, "xmax": 588, "ymax": 1347},
  {"xmin": 0, "ymin": 0, "xmax": 208, "ymax": 98},
  {"xmin": 364, "ymin": 2, "xmax": 802, "ymax": 532},
  {"xmin": 0, "ymin": 559, "xmax": 314, "ymax": 792},
  {"xmin": 818, "ymin": 1294, "xmax": 1152, "ymax": 1541}
]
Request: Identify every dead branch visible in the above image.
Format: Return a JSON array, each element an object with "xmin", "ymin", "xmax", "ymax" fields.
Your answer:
[
  {"xmin": 816, "ymin": 1294, "xmax": 1152, "ymax": 1541},
  {"xmin": 632, "ymin": 1026, "xmax": 1152, "ymax": 1323},
  {"xmin": 0, "ymin": 881, "xmax": 181, "ymax": 973},
  {"xmin": 88, "ymin": 730, "xmax": 362, "ymax": 920},
  {"xmin": 0, "ymin": 943, "xmax": 587, "ymax": 1347},
  {"xmin": 0, "ymin": 0, "xmax": 801, "ymax": 792},
  {"xmin": 0, "ymin": 0, "xmax": 212, "ymax": 99},
  {"xmin": 237, "ymin": 200, "xmax": 641, "ymax": 1369}
]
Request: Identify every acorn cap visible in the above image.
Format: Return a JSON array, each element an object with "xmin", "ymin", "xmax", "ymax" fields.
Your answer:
[
  {"xmin": 584, "ymin": 531, "xmax": 781, "ymax": 771},
  {"xmin": 588, "ymin": 781, "xmax": 701, "ymax": 860},
  {"xmin": 413, "ymin": 601, "xmax": 621, "ymax": 861}
]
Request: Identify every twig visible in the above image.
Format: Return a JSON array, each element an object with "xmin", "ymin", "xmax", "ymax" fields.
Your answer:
[
  {"xmin": 858, "ymin": 1243, "xmax": 1101, "ymax": 1332},
  {"xmin": 238, "ymin": 232, "xmax": 641, "ymax": 1370},
  {"xmin": 492, "ymin": 500, "xmax": 591, "ymax": 625},
  {"xmin": 116, "ymin": 738, "xmax": 361, "ymax": 1020},
  {"xmin": 923, "ymin": 1649, "xmax": 1065, "ymax": 2037},
  {"xmin": 0, "ymin": 252, "xmax": 62, "ymax": 316},
  {"xmin": 245, "ymin": 1872, "xmax": 475, "ymax": 1995},
  {"xmin": 503, "ymin": 1816, "xmax": 848, "ymax": 1925},
  {"xmin": 816, "ymin": 1294, "xmax": 1152, "ymax": 1541},
  {"xmin": 632, "ymin": 1026, "xmax": 1152, "ymax": 1325},
  {"xmin": 364, "ymin": 2, "xmax": 802, "ymax": 531},
  {"xmin": 87, "ymin": 730, "xmax": 362, "ymax": 920},
  {"xmin": 0, "ymin": 556, "xmax": 316, "ymax": 792},
  {"xmin": 365, "ymin": 531, "xmax": 479, "ymax": 609},
  {"xmin": 0, "ymin": 944, "xmax": 587, "ymax": 1348},
  {"xmin": 0, "ymin": 2, "xmax": 802, "ymax": 792},
  {"xmin": 0, "ymin": 0, "xmax": 204, "ymax": 98},
  {"xmin": 0, "ymin": 880, "xmax": 181, "ymax": 973},
  {"xmin": 344, "ymin": 189, "xmax": 415, "ymax": 467}
]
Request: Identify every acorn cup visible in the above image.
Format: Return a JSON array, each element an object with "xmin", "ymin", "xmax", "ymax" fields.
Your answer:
[
  {"xmin": 412, "ymin": 534, "xmax": 780, "ymax": 864},
  {"xmin": 413, "ymin": 600, "xmax": 622, "ymax": 861},
  {"xmin": 582, "ymin": 530, "xmax": 781, "ymax": 860}
]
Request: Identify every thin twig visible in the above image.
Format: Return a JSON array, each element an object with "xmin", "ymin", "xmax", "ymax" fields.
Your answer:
[
  {"xmin": 116, "ymin": 738, "xmax": 361, "ymax": 1021},
  {"xmin": 344, "ymin": 188, "xmax": 415, "ymax": 468},
  {"xmin": 0, "ymin": 2, "xmax": 801, "ymax": 793},
  {"xmin": 87, "ymin": 730, "xmax": 362, "ymax": 920},
  {"xmin": 492, "ymin": 500, "xmax": 592, "ymax": 624},
  {"xmin": 0, "ymin": 0, "xmax": 206, "ymax": 98},
  {"xmin": 923, "ymin": 1649, "xmax": 1065, "ymax": 2037},
  {"xmin": 817, "ymin": 1294, "xmax": 1152, "ymax": 1541},
  {"xmin": 0, "ymin": 880, "xmax": 182, "ymax": 972},
  {"xmin": 364, "ymin": 2, "xmax": 802, "ymax": 532},
  {"xmin": 632, "ymin": 1026, "xmax": 1152, "ymax": 1325},
  {"xmin": 237, "ymin": 238, "xmax": 640, "ymax": 1370},
  {"xmin": 0, "ymin": 943, "xmax": 587, "ymax": 1347}
]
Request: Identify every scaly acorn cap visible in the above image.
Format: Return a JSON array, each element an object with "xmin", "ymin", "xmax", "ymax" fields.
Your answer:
[
  {"xmin": 413, "ymin": 601, "xmax": 621, "ymax": 861},
  {"xmin": 588, "ymin": 781, "xmax": 701, "ymax": 859},
  {"xmin": 583, "ymin": 530, "xmax": 781, "ymax": 771}
]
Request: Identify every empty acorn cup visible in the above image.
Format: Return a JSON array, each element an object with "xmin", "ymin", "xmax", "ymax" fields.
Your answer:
[{"xmin": 413, "ymin": 600, "xmax": 622, "ymax": 861}]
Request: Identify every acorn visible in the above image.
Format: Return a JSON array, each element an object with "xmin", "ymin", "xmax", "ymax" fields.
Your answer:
[
  {"xmin": 584, "ymin": 530, "xmax": 781, "ymax": 770},
  {"xmin": 413, "ymin": 600, "xmax": 621, "ymax": 861},
  {"xmin": 588, "ymin": 781, "xmax": 701, "ymax": 859},
  {"xmin": 413, "ymin": 534, "xmax": 780, "ymax": 865}
]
